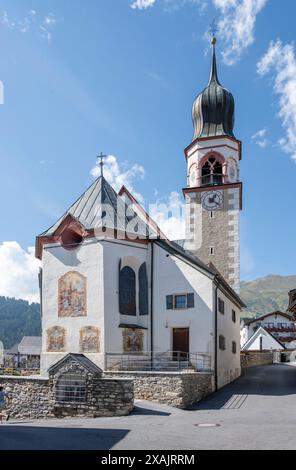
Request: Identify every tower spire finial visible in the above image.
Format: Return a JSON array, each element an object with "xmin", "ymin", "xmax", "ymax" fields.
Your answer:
[{"xmin": 208, "ymin": 19, "xmax": 220, "ymax": 85}]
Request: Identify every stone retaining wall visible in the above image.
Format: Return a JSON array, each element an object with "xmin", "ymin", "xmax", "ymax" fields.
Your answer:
[
  {"xmin": 240, "ymin": 352, "xmax": 273, "ymax": 369},
  {"xmin": 0, "ymin": 375, "xmax": 134, "ymax": 420},
  {"xmin": 0, "ymin": 376, "xmax": 55, "ymax": 420},
  {"xmin": 104, "ymin": 371, "xmax": 213, "ymax": 409}
]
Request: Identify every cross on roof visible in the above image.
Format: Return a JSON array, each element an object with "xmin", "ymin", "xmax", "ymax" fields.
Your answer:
[{"xmin": 97, "ymin": 152, "xmax": 108, "ymax": 177}]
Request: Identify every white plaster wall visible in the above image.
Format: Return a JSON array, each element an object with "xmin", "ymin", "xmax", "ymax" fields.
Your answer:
[
  {"xmin": 217, "ymin": 289, "xmax": 241, "ymax": 389},
  {"xmin": 40, "ymin": 238, "xmax": 105, "ymax": 374},
  {"xmin": 243, "ymin": 330, "xmax": 284, "ymax": 351},
  {"xmin": 102, "ymin": 240, "xmax": 150, "ymax": 355},
  {"xmin": 152, "ymin": 244, "xmax": 214, "ymax": 361}
]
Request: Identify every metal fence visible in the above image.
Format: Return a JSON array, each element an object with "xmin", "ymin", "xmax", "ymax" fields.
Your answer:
[
  {"xmin": 105, "ymin": 351, "xmax": 212, "ymax": 372},
  {"xmin": 55, "ymin": 374, "xmax": 87, "ymax": 403}
]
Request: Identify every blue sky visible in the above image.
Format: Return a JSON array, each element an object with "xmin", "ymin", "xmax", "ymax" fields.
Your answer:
[{"xmin": 0, "ymin": 0, "xmax": 296, "ymax": 301}]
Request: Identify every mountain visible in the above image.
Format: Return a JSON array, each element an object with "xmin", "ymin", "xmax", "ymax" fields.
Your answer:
[
  {"xmin": 240, "ymin": 275, "xmax": 296, "ymax": 319},
  {"xmin": 0, "ymin": 297, "xmax": 41, "ymax": 349}
]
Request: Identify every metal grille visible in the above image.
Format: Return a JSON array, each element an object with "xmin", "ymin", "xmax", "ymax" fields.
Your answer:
[{"xmin": 56, "ymin": 374, "xmax": 86, "ymax": 403}]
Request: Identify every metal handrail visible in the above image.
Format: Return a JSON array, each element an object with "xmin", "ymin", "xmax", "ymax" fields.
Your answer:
[{"xmin": 105, "ymin": 351, "xmax": 212, "ymax": 372}]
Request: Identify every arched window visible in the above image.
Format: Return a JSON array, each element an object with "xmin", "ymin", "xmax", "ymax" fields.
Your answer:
[
  {"xmin": 139, "ymin": 263, "xmax": 148, "ymax": 316},
  {"xmin": 201, "ymin": 156, "xmax": 223, "ymax": 186},
  {"xmin": 56, "ymin": 373, "xmax": 86, "ymax": 403},
  {"xmin": 119, "ymin": 266, "xmax": 136, "ymax": 315}
]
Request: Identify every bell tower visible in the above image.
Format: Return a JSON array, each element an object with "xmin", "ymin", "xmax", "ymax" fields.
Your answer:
[{"xmin": 183, "ymin": 36, "xmax": 242, "ymax": 293}]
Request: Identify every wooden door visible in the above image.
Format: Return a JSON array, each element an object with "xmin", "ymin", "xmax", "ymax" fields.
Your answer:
[{"xmin": 172, "ymin": 328, "xmax": 189, "ymax": 360}]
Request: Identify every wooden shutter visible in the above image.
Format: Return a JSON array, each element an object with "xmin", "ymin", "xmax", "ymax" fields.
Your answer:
[
  {"xmin": 139, "ymin": 263, "xmax": 148, "ymax": 315},
  {"xmin": 166, "ymin": 295, "xmax": 173, "ymax": 310},
  {"xmin": 187, "ymin": 293, "xmax": 194, "ymax": 308}
]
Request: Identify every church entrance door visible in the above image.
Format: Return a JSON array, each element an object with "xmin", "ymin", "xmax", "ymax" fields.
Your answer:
[{"xmin": 172, "ymin": 328, "xmax": 189, "ymax": 361}]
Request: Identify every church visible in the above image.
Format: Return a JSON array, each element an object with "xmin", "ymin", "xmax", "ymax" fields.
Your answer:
[{"xmin": 36, "ymin": 36, "xmax": 245, "ymax": 390}]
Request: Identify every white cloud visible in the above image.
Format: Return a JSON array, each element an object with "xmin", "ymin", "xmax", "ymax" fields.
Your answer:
[
  {"xmin": 0, "ymin": 242, "xmax": 40, "ymax": 303},
  {"xmin": 213, "ymin": 0, "xmax": 268, "ymax": 65},
  {"xmin": 252, "ymin": 128, "xmax": 267, "ymax": 139},
  {"xmin": 0, "ymin": 10, "xmax": 58, "ymax": 43},
  {"xmin": 131, "ymin": 0, "xmax": 156, "ymax": 9},
  {"xmin": 130, "ymin": 0, "xmax": 207, "ymax": 13},
  {"xmin": 163, "ymin": 0, "xmax": 207, "ymax": 12},
  {"xmin": 251, "ymin": 128, "xmax": 269, "ymax": 148},
  {"xmin": 149, "ymin": 191, "xmax": 185, "ymax": 240},
  {"xmin": 39, "ymin": 13, "xmax": 57, "ymax": 43},
  {"xmin": 90, "ymin": 155, "xmax": 145, "ymax": 203},
  {"xmin": 257, "ymin": 40, "xmax": 296, "ymax": 161}
]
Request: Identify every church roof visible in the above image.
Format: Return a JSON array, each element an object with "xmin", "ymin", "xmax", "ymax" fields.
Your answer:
[
  {"xmin": 192, "ymin": 37, "xmax": 235, "ymax": 140},
  {"xmin": 39, "ymin": 175, "xmax": 153, "ymax": 238}
]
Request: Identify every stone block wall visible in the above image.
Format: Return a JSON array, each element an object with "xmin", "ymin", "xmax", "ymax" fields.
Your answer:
[
  {"xmin": 104, "ymin": 371, "xmax": 213, "ymax": 409},
  {"xmin": 54, "ymin": 378, "xmax": 134, "ymax": 418},
  {"xmin": 240, "ymin": 352, "xmax": 273, "ymax": 369},
  {"xmin": 0, "ymin": 375, "xmax": 134, "ymax": 420},
  {"xmin": 0, "ymin": 376, "xmax": 55, "ymax": 420}
]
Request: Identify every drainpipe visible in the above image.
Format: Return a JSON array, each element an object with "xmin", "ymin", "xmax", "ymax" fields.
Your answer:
[
  {"xmin": 214, "ymin": 275, "xmax": 221, "ymax": 392},
  {"xmin": 150, "ymin": 242, "xmax": 154, "ymax": 369}
]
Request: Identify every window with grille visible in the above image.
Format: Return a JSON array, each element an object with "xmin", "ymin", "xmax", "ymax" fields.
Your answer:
[{"xmin": 56, "ymin": 374, "xmax": 86, "ymax": 403}]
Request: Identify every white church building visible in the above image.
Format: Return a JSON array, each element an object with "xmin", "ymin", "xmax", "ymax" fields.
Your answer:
[{"xmin": 36, "ymin": 36, "xmax": 245, "ymax": 390}]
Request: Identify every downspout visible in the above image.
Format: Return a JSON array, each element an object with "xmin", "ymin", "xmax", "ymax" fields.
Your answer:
[
  {"xmin": 214, "ymin": 275, "xmax": 221, "ymax": 392},
  {"xmin": 150, "ymin": 242, "xmax": 154, "ymax": 369}
]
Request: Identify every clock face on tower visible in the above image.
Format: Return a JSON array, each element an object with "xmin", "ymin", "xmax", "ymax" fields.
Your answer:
[{"xmin": 201, "ymin": 191, "xmax": 224, "ymax": 211}]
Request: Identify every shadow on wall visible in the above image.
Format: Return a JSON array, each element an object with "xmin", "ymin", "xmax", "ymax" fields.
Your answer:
[
  {"xmin": 0, "ymin": 425, "xmax": 130, "ymax": 450},
  {"xmin": 188, "ymin": 364, "xmax": 296, "ymax": 411}
]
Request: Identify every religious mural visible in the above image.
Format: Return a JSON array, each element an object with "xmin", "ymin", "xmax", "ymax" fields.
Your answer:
[
  {"xmin": 122, "ymin": 328, "xmax": 144, "ymax": 353},
  {"xmin": 47, "ymin": 326, "xmax": 66, "ymax": 352},
  {"xmin": 58, "ymin": 271, "xmax": 87, "ymax": 317},
  {"xmin": 80, "ymin": 326, "xmax": 100, "ymax": 353}
]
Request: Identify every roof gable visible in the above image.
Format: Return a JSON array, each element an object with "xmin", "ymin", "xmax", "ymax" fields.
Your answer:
[
  {"xmin": 242, "ymin": 326, "xmax": 286, "ymax": 351},
  {"xmin": 246, "ymin": 311, "xmax": 294, "ymax": 326},
  {"xmin": 48, "ymin": 353, "xmax": 103, "ymax": 376}
]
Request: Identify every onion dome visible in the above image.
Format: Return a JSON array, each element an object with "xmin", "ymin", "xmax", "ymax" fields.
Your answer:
[{"xmin": 192, "ymin": 37, "xmax": 235, "ymax": 140}]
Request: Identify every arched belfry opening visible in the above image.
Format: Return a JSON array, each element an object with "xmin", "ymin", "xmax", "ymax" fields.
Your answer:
[{"xmin": 201, "ymin": 155, "xmax": 224, "ymax": 186}]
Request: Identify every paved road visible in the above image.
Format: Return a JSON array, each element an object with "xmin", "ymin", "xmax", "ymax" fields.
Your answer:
[{"xmin": 1, "ymin": 364, "xmax": 296, "ymax": 450}]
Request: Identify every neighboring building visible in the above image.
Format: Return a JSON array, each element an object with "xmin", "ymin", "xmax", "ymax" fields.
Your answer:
[
  {"xmin": 4, "ymin": 336, "xmax": 42, "ymax": 370},
  {"xmin": 36, "ymin": 36, "xmax": 245, "ymax": 390},
  {"xmin": 241, "ymin": 312, "xmax": 296, "ymax": 350},
  {"xmin": 241, "ymin": 326, "xmax": 285, "ymax": 352}
]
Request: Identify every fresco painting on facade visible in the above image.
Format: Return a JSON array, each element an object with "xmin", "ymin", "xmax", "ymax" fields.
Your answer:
[
  {"xmin": 47, "ymin": 326, "xmax": 66, "ymax": 352},
  {"xmin": 80, "ymin": 326, "xmax": 100, "ymax": 353},
  {"xmin": 123, "ymin": 328, "xmax": 144, "ymax": 353},
  {"xmin": 58, "ymin": 271, "xmax": 87, "ymax": 317}
]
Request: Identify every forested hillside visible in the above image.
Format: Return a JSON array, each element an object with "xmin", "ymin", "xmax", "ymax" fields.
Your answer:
[{"xmin": 0, "ymin": 297, "xmax": 41, "ymax": 348}]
